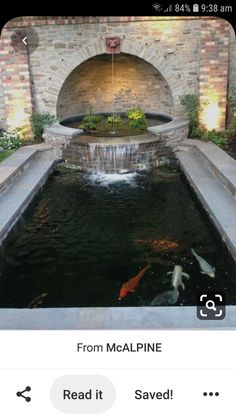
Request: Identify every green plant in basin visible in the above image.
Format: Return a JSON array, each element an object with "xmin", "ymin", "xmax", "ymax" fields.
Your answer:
[
  {"xmin": 83, "ymin": 114, "xmax": 102, "ymax": 124},
  {"xmin": 126, "ymin": 108, "xmax": 147, "ymax": 130},
  {"xmin": 79, "ymin": 121, "xmax": 97, "ymax": 131},
  {"xmin": 107, "ymin": 114, "xmax": 122, "ymax": 124}
]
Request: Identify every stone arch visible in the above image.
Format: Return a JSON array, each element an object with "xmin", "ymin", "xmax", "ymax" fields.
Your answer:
[
  {"xmin": 45, "ymin": 39, "xmax": 185, "ymax": 116},
  {"xmin": 56, "ymin": 53, "xmax": 174, "ymax": 119}
]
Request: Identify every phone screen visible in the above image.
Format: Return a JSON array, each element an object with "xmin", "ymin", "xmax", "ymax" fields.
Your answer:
[{"xmin": 0, "ymin": 3, "xmax": 235, "ymax": 417}]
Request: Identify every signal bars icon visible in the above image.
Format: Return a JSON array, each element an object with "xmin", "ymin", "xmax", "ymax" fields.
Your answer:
[{"xmin": 164, "ymin": 4, "xmax": 173, "ymax": 12}]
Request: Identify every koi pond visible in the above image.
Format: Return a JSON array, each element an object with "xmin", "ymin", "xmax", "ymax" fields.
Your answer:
[{"xmin": 0, "ymin": 166, "xmax": 235, "ymax": 308}]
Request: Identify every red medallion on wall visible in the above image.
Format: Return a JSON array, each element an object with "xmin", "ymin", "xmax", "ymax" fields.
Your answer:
[{"xmin": 105, "ymin": 37, "xmax": 121, "ymax": 54}]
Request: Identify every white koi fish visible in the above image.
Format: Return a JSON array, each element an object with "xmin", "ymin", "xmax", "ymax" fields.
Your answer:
[
  {"xmin": 191, "ymin": 248, "xmax": 215, "ymax": 278},
  {"xmin": 150, "ymin": 265, "xmax": 189, "ymax": 306}
]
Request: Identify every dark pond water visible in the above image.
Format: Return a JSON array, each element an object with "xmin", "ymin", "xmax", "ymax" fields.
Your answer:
[
  {"xmin": 61, "ymin": 113, "xmax": 170, "ymax": 137},
  {"xmin": 0, "ymin": 167, "xmax": 235, "ymax": 308}
]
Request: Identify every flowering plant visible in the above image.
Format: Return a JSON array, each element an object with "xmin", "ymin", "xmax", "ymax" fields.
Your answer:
[
  {"xmin": 126, "ymin": 108, "xmax": 146, "ymax": 121},
  {"xmin": 126, "ymin": 108, "xmax": 147, "ymax": 129},
  {"xmin": 0, "ymin": 131, "xmax": 22, "ymax": 149}
]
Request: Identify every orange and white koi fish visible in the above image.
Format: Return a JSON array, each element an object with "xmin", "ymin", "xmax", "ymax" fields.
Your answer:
[{"xmin": 118, "ymin": 264, "xmax": 150, "ymax": 300}]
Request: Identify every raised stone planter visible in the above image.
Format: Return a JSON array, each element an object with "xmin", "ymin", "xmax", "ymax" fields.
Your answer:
[
  {"xmin": 43, "ymin": 116, "xmax": 189, "ymax": 172},
  {"xmin": 148, "ymin": 116, "xmax": 189, "ymax": 147}
]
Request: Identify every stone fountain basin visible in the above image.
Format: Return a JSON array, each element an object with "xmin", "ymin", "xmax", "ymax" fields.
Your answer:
[{"xmin": 43, "ymin": 113, "xmax": 189, "ymax": 153}]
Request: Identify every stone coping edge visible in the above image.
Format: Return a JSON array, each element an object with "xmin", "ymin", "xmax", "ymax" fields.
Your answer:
[
  {"xmin": 148, "ymin": 116, "xmax": 189, "ymax": 134},
  {"xmin": 44, "ymin": 123, "xmax": 82, "ymax": 137},
  {"xmin": 0, "ymin": 306, "xmax": 235, "ymax": 330}
]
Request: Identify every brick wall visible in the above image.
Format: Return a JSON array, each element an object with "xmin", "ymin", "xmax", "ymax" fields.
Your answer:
[
  {"xmin": 0, "ymin": 73, "xmax": 4, "ymax": 127},
  {"xmin": 0, "ymin": 27, "xmax": 33, "ymax": 133},
  {"xmin": 198, "ymin": 18, "xmax": 230, "ymax": 131},
  {"xmin": 228, "ymin": 25, "xmax": 236, "ymax": 125},
  {"xmin": 57, "ymin": 53, "xmax": 173, "ymax": 119}
]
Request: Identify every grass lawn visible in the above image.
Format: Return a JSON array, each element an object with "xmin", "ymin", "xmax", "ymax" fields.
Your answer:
[{"xmin": 0, "ymin": 149, "xmax": 15, "ymax": 163}]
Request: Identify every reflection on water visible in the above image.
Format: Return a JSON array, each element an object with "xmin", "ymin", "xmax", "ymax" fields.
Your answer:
[
  {"xmin": 0, "ymin": 167, "xmax": 235, "ymax": 308},
  {"xmin": 87, "ymin": 172, "xmax": 139, "ymax": 187}
]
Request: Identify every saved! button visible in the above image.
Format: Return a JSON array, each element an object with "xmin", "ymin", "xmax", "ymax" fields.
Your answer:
[{"xmin": 50, "ymin": 375, "xmax": 116, "ymax": 414}]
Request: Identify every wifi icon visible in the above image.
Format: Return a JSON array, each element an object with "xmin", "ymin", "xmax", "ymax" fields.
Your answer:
[{"xmin": 152, "ymin": 3, "xmax": 162, "ymax": 11}]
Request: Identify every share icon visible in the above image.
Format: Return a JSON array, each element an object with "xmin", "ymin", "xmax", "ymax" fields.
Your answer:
[{"xmin": 16, "ymin": 386, "xmax": 31, "ymax": 402}]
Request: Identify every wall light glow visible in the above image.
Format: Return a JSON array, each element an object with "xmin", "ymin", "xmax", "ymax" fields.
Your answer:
[
  {"xmin": 7, "ymin": 91, "xmax": 30, "ymax": 132},
  {"xmin": 200, "ymin": 93, "xmax": 221, "ymax": 131}
]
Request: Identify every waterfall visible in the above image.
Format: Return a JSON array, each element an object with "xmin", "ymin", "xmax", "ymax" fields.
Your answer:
[
  {"xmin": 62, "ymin": 134, "xmax": 171, "ymax": 174},
  {"xmin": 88, "ymin": 143, "xmax": 142, "ymax": 174}
]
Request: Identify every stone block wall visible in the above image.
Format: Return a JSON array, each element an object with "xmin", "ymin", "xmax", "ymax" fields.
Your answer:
[
  {"xmin": 0, "ymin": 16, "xmax": 235, "ymax": 132},
  {"xmin": 57, "ymin": 53, "xmax": 173, "ymax": 119}
]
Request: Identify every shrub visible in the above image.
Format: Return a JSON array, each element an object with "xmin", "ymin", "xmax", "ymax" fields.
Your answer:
[
  {"xmin": 14, "ymin": 124, "xmax": 31, "ymax": 141},
  {"xmin": 0, "ymin": 131, "xmax": 22, "ymax": 149},
  {"xmin": 30, "ymin": 112, "xmax": 57, "ymax": 142},
  {"xmin": 107, "ymin": 114, "xmax": 121, "ymax": 124},
  {"xmin": 201, "ymin": 129, "xmax": 229, "ymax": 147},
  {"xmin": 180, "ymin": 94, "xmax": 201, "ymax": 136}
]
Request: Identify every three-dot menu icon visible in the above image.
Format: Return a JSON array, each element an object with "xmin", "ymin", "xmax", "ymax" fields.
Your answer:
[{"xmin": 203, "ymin": 392, "xmax": 220, "ymax": 397}]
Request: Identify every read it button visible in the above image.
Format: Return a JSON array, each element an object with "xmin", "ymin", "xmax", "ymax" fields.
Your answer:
[{"xmin": 50, "ymin": 375, "xmax": 116, "ymax": 414}]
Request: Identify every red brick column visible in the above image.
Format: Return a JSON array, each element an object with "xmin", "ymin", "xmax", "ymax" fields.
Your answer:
[
  {"xmin": 199, "ymin": 18, "xmax": 230, "ymax": 131},
  {"xmin": 0, "ymin": 26, "xmax": 33, "ymax": 135}
]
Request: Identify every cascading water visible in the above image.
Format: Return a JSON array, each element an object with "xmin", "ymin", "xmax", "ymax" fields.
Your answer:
[
  {"xmin": 63, "ymin": 135, "xmax": 171, "ymax": 174},
  {"xmin": 110, "ymin": 52, "xmax": 117, "ymax": 136},
  {"xmin": 88, "ymin": 143, "xmax": 142, "ymax": 174}
]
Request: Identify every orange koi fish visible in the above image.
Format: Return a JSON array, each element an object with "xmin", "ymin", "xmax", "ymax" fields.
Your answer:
[
  {"xmin": 136, "ymin": 239, "xmax": 179, "ymax": 253},
  {"xmin": 118, "ymin": 264, "xmax": 150, "ymax": 300},
  {"xmin": 152, "ymin": 240, "xmax": 178, "ymax": 252}
]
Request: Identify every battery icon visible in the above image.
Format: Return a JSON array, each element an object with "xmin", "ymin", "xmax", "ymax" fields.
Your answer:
[{"xmin": 193, "ymin": 4, "xmax": 199, "ymax": 12}]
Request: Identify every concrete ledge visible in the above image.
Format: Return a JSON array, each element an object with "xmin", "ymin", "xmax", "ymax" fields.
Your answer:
[
  {"xmin": 0, "ymin": 306, "xmax": 235, "ymax": 330},
  {"xmin": 177, "ymin": 142, "xmax": 236, "ymax": 261},
  {"xmin": 0, "ymin": 149, "xmax": 57, "ymax": 244},
  {"xmin": 0, "ymin": 148, "xmax": 38, "ymax": 196},
  {"xmin": 0, "ymin": 144, "xmax": 54, "ymax": 197},
  {"xmin": 194, "ymin": 141, "xmax": 236, "ymax": 198}
]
